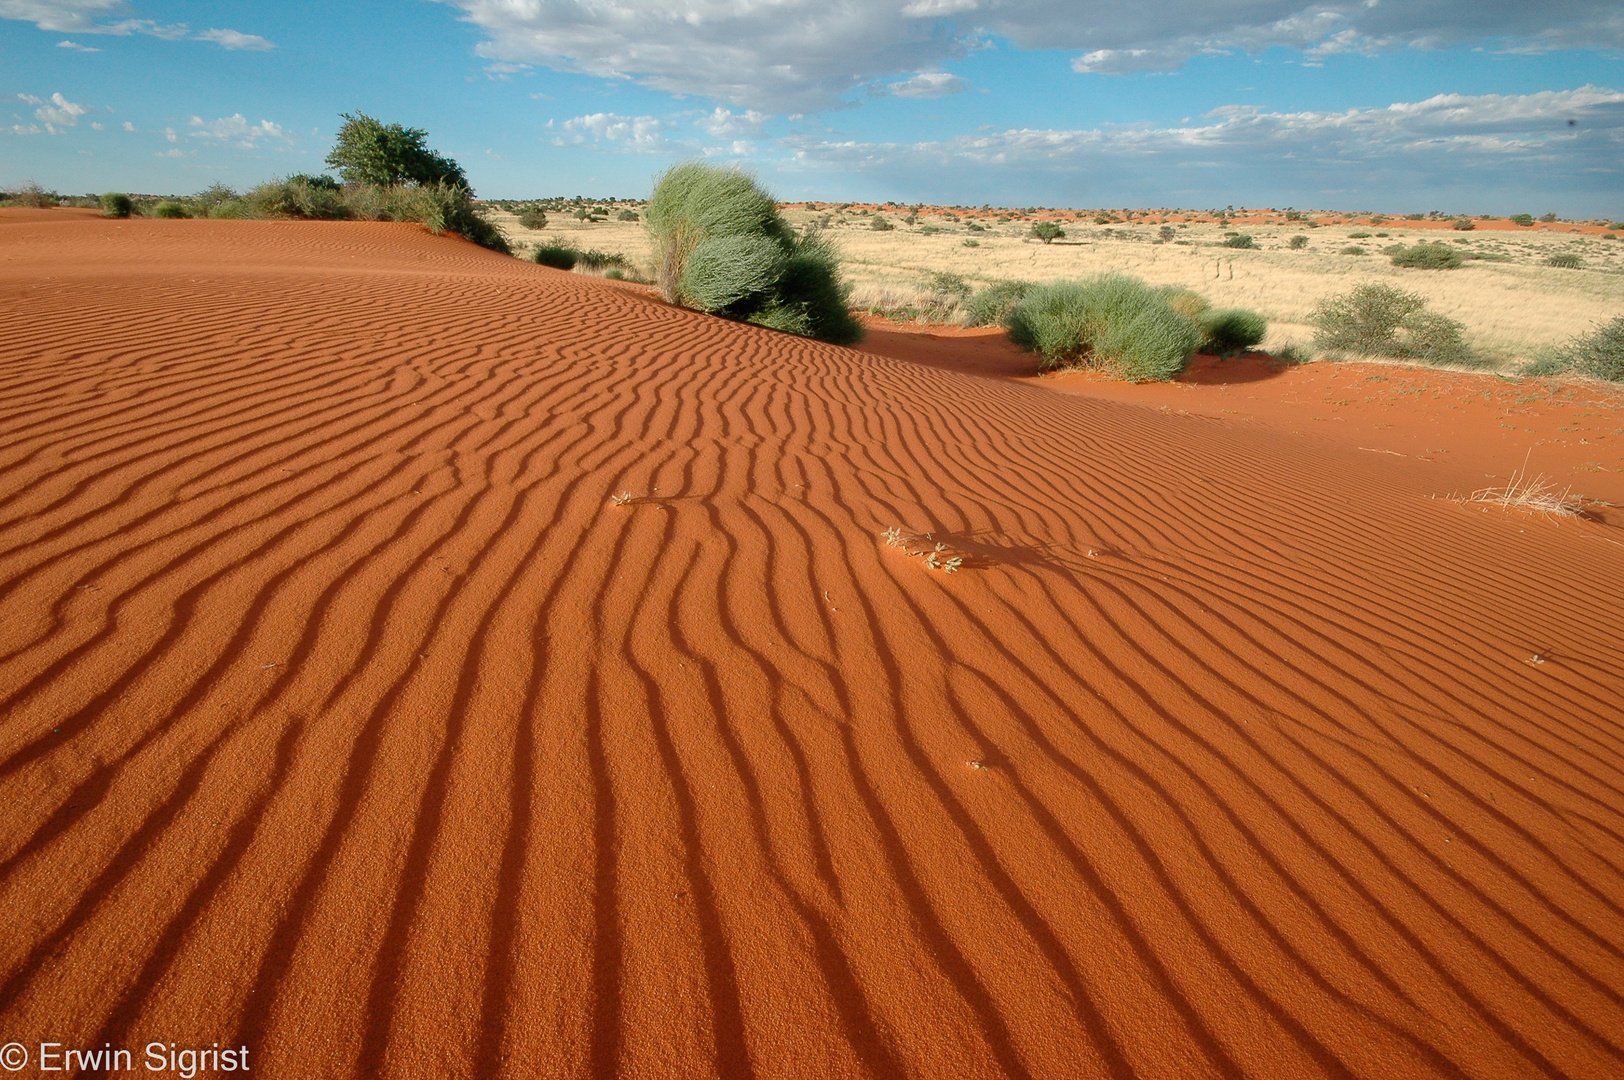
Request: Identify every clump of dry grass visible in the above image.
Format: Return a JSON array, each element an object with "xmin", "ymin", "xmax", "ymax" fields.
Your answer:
[{"xmin": 1468, "ymin": 458, "xmax": 1585, "ymax": 517}]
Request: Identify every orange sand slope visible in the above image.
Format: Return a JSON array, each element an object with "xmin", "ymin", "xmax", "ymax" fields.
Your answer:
[{"xmin": 2, "ymin": 213, "xmax": 1622, "ymax": 1080}]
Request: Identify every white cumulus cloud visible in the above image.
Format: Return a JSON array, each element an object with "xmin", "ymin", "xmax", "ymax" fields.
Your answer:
[
  {"xmin": 885, "ymin": 71, "xmax": 968, "ymax": 98},
  {"xmin": 435, "ymin": 0, "xmax": 1624, "ymax": 112},
  {"xmin": 188, "ymin": 113, "xmax": 290, "ymax": 148},
  {"xmin": 697, "ymin": 107, "xmax": 767, "ymax": 138},
  {"xmin": 553, "ymin": 112, "xmax": 676, "ymax": 153},
  {"xmin": 34, "ymin": 91, "xmax": 89, "ymax": 125},
  {"xmin": 193, "ymin": 27, "xmax": 274, "ymax": 50}
]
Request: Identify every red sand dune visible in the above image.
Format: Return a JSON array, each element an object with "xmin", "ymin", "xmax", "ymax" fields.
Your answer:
[{"xmin": 2, "ymin": 211, "xmax": 1623, "ymax": 1079}]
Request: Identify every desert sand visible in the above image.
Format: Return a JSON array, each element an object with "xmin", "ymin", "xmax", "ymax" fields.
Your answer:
[{"xmin": 2, "ymin": 209, "xmax": 1623, "ymax": 1079}]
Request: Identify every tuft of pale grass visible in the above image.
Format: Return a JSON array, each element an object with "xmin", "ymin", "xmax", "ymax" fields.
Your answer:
[{"xmin": 1468, "ymin": 456, "xmax": 1585, "ymax": 518}]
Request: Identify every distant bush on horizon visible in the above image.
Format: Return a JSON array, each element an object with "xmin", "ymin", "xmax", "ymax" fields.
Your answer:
[{"xmin": 1390, "ymin": 243, "xmax": 1464, "ymax": 270}]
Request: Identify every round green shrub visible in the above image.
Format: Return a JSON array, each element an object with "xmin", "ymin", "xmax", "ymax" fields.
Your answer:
[
  {"xmin": 1452, "ymin": 218, "xmax": 1475, "ymax": 230},
  {"xmin": 645, "ymin": 162, "xmax": 858, "ymax": 344},
  {"xmin": 1556, "ymin": 315, "xmax": 1624, "ymax": 381},
  {"xmin": 1028, "ymin": 221, "xmax": 1064, "ymax": 244},
  {"xmin": 1311, "ymin": 283, "xmax": 1470, "ymax": 366},
  {"xmin": 152, "ymin": 201, "xmax": 190, "ymax": 219},
  {"xmin": 962, "ymin": 280, "xmax": 1032, "ymax": 327},
  {"xmin": 1287, "ymin": 235, "xmax": 1308, "ymax": 249},
  {"xmin": 100, "ymin": 192, "xmax": 132, "ymax": 218},
  {"xmin": 1004, "ymin": 273, "xmax": 1201, "ymax": 381},
  {"xmin": 1340, "ymin": 245, "xmax": 1368, "ymax": 255},
  {"xmin": 1200, "ymin": 308, "xmax": 1268, "ymax": 356},
  {"xmin": 870, "ymin": 215, "xmax": 895, "ymax": 231},
  {"xmin": 533, "ymin": 244, "xmax": 579, "ymax": 270},
  {"xmin": 1221, "ymin": 233, "xmax": 1256, "ymax": 249},
  {"xmin": 1545, "ymin": 253, "xmax": 1582, "ymax": 269},
  {"xmin": 1389, "ymin": 243, "xmax": 1464, "ymax": 269},
  {"xmin": 1509, "ymin": 214, "xmax": 1534, "ymax": 227},
  {"xmin": 517, "ymin": 207, "xmax": 548, "ymax": 229}
]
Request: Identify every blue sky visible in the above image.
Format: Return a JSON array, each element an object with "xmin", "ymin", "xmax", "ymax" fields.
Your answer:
[{"xmin": 3, "ymin": 0, "xmax": 1621, "ymax": 214}]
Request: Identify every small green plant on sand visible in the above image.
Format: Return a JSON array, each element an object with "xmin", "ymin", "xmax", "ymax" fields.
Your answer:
[
  {"xmin": 1199, "ymin": 308, "xmax": 1268, "ymax": 357},
  {"xmin": 517, "ymin": 206, "xmax": 548, "ymax": 229},
  {"xmin": 1004, "ymin": 273, "xmax": 1201, "ymax": 381}
]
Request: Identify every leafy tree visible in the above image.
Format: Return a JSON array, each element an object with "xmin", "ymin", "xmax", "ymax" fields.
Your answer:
[
  {"xmin": 325, "ymin": 113, "xmax": 469, "ymax": 190},
  {"xmin": 1028, "ymin": 221, "xmax": 1064, "ymax": 244}
]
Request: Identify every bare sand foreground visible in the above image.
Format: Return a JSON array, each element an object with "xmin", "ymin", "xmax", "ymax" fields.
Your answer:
[{"xmin": 2, "ymin": 210, "xmax": 1623, "ymax": 1080}]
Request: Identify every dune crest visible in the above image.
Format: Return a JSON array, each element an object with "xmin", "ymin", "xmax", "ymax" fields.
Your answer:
[{"xmin": 2, "ymin": 214, "xmax": 1621, "ymax": 1079}]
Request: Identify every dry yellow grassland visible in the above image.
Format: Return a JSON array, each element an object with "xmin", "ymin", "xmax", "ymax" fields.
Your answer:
[{"xmin": 486, "ymin": 204, "xmax": 1623, "ymax": 363}]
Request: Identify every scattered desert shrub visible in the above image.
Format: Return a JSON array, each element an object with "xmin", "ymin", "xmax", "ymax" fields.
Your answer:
[
  {"xmin": 1028, "ymin": 221, "xmax": 1064, "ymax": 244},
  {"xmin": 1348, "ymin": 231, "xmax": 1371, "ymax": 239},
  {"xmin": 374, "ymin": 182, "xmax": 510, "ymax": 253},
  {"xmin": 963, "ymin": 279, "xmax": 1033, "ymax": 327},
  {"xmin": 7, "ymin": 182, "xmax": 57, "ymax": 208},
  {"xmin": 1340, "ymin": 245, "xmax": 1368, "ymax": 255},
  {"xmin": 1221, "ymin": 233, "xmax": 1255, "ymax": 249},
  {"xmin": 616, "ymin": 209, "xmax": 639, "ymax": 221},
  {"xmin": 152, "ymin": 201, "xmax": 191, "ymax": 219},
  {"xmin": 192, "ymin": 182, "xmax": 239, "ymax": 216},
  {"xmin": 1288, "ymin": 234, "xmax": 1308, "ymax": 249},
  {"xmin": 871, "ymin": 215, "xmax": 895, "ymax": 231},
  {"xmin": 246, "ymin": 176, "xmax": 350, "ymax": 220},
  {"xmin": 1159, "ymin": 225, "xmax": 1176, "ymax": 242},
  {"xmin": 517, "ymin": 206, "xmax": 548, "ymax": 229},
  {"xmin": 575, "ymin": 248, "xmax": 630, "ymax": 272},
  {"xmin": 1004, "ymin": 273, "xmax": 1202, "ymax": 381},
  {"xmin": 1311, "ymin": 283, "xmax": 1471, "ymax": 366},
  {"xmin": 1389, "ymin": 243, "xmax": 1464, "ymax": 269},
  {"xmin": 1545, "ymin": 253, "xmax": 1583, "ymax": 269},
  {"xmin": 961, "ymin": 239, "xmax": 980, "ymax": 247},
  {"xmin": 100, "ymin": 192, "xmax": 132, "ymax": 218},
  {"xmin": 645, "ymin": 162, "xmax": 859, "ymax": 344},
  {"xmin": 1452, "ymin": 218, "xmax": 1475, "ymax": 230},
  {"xmin": 1200, "ymin": 308, "xmax": 1268, "ymax": 356},
  {"xmin": 533, "ymin": 244, "xmax": 579, "ymax": 270},
  {"xmin": 1509, "ymin": 213, "xmax": 1534, "ymax": 226},
  {"xmin": 1540, "ymin": 315, "xmax": 1624, "ymax": 382},
  {"xmin": 1540, "ymin": 212, "xmax": 1557, "ymax": 223},
  {"xmin": 326, "ymin": 113, "xmax": 467, "ymax": 189}
]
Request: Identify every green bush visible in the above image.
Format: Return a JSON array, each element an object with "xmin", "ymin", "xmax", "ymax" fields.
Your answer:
[
  {"xmin": 963, "ymin": 280, "xmax": 1033, "ymax": 327},
  {"xmin": 100, "ymin": 192, "xmax": 132, "ymax": 218},
  {"xmin": 193, "ymin": 182, "xmax": 239, "ymax": 216},
  {"xmin": 326, "ymin": 113, "xmax": 468, "ymax": 189},
  {"xmin": 1158, "ymin": 225, "xmax": 1176, "ymax": 242},
  {"xmin": 152, "ymin": 201, "xmax": 190, "ymax": 219},
  {"xmin": 373, "ymin": 182, "xmax": 511, "ymax": 254},
  {"xmin": 645, "ymin": 162, "xmax": 859, "ymax": 344},
  {"xmin": 616, "ymin": 209, "xmax": 639, "ymax": 222},
  {"xmin": 1029, "ymin": 221, "xmax": 1064, "ymax": 244},
  {"xmin": 1288, "ymin": 234, "xmax": 1308, "ymax": 249},
  {"xmin": 1004, "ymin": 273, "xmax": 1202, "ymax": 381},
  {"xmin": 1555, "ymin": 315, "xmax": 1624, "ymax": 381},
  {"xmin": 246, "ymin": 177, "xmax": 350, "ymax": 220},
  {"xmin": 871, "ymin": 215, "xmax": 895, "ymax": 231},
  {"xmin": 1340, "ymin": 245, "xmax": 1367, "ymax": 255},
  {"xmin": 1545, "ymin": 253, "xmax": 1582, "ymax": 269},
  {"xmin": 1452, "ymin": 218, "xmax": 1475, "ymax": 230},
  {"xmin": 517, "ymin": 206, "xmax": 548, "ymax": 229},
  {"xmin": 533, "ymin": 244, "xmax": 578, "ymax": 270},
  {"xmin": 1200, "ymin": 308, "xmax": 1268, "ymax": 356},
  {"xmin": 1540, "ymin": 212, "xmax": 1557, "ymax": 223},
  {"xmin": 1389, "ymin": 243, "xmax": 1464, "ymax": 269},
  {"xmin": 1311, "ymin": 283, "xmax": 1471, "ymax": 366},
  {"xmin": 1510, "ymin": 213, "xmax": 1534, "ymax": 227},
  {"xmin": 1222, "ymin": 233, "xmax": 1255, "ymax": 249}
]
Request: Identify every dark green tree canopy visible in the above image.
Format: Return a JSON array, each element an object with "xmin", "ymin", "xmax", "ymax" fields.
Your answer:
[{"xmin": 325, "ymin": 113, "xmax": 469, "ymax": 190}]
